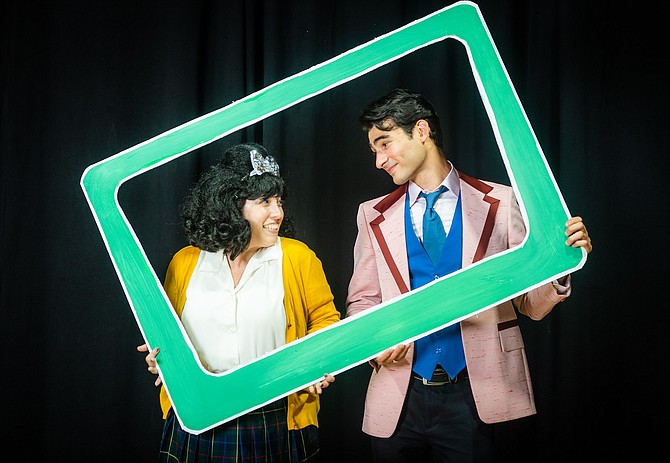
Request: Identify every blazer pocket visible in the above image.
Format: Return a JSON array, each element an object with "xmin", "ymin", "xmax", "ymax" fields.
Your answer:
[{"xmin": 497, "ymin": 319, "xmax": 524, "ymax": 352}]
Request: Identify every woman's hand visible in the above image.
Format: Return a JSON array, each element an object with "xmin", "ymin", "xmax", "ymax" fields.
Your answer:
[
  {"xmin": 137, "ymin": 343, "xmax": 162, "ymax": 387},
  {"xmin": 307, "ymin": 374, "xmax": 335, "ymax": 394}
]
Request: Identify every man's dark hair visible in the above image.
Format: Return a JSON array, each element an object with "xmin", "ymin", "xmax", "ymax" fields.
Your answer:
[
  {"xmin": 180, "ymin": 142, "xmax": 294, "ymax": 259},
  {"xmin": 359, "ymin": 88, "xmax": 443, "ymax": 148}
]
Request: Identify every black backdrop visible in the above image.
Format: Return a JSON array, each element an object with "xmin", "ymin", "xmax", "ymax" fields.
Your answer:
[{"xmin": 2, "ymin": 1, "xmax": 668, "ymax": 461}]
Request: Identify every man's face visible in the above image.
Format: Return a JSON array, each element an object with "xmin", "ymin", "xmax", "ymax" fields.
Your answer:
[{"xmin": 367, "ymin": 120, "xmax": 427, "ymax": 185}]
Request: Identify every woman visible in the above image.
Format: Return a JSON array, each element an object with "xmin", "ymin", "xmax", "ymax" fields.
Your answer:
[{"xmin": 138, "ymin": 142, "xmax": 340, "ymax": 462}]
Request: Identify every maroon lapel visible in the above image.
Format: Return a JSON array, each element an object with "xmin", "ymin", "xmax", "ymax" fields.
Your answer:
[
  {"xmin": 458, "ymin": 171, "xmax": 499, "ymax": 264},
  {"xmin": 367, "ymin": 173, "xmax": 499, "ymax": 294},
  {"xmin": 370, "ymin": 184, "xmax": 410, "ymax": 294}
]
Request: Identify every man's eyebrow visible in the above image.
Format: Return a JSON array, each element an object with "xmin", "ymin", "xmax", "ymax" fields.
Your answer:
[{"xmin": 371, "ymin": 133, "xmax": 391, "ymax": 146}]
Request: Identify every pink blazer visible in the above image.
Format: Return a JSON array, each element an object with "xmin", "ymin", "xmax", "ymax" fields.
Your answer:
[{"xmin": 345, "ymin": 171, "xmax": 571, "ymax": 438}]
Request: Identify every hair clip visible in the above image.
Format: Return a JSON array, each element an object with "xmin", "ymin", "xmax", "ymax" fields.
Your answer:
[{"xmin": 249, "ymin": 149, "xmax": 280, "ymax": 177}]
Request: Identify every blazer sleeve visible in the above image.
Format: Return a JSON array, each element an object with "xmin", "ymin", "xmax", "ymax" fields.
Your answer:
[
  {"xmin": 345, "ymin": 203, "xmax": 384, "ymax": 318},
  {"xmin": 506, "ymin": 189, "xmax": 571, "ymax": 320}
]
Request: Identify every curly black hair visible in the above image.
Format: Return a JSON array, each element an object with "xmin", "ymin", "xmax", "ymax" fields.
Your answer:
[{"xmin": 180, "ymin": 142, "xmax": 294, "ymax": 259}]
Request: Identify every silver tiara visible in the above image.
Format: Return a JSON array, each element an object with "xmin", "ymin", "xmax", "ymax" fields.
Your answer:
[{"xmin": 249, "ymin": 149, "xmax": 280, "ymax": 177}]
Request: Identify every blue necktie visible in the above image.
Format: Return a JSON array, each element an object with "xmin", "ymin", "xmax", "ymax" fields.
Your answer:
[
  {"xmin": 420, "ymin": 186, "xmax": 447, "ymax": 264},
  {"xmin": 415, "ymin": 185, "xmax": 466, "ymax": 379}
]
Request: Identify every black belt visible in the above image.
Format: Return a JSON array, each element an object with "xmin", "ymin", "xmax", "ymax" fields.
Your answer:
[{"xmin": 413, "ymin": 367, "xmax": 468, "ymax": 386}]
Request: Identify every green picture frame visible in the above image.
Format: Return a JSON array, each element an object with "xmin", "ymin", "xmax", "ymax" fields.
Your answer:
[{"xmin": 80, "ymin": 1, "xmax": 586, "ymax": 433}]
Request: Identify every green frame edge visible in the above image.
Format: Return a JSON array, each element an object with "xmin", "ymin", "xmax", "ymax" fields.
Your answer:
[{"xmin": 80, "ymin": 1, "xmax": 586, "ymax": 434}]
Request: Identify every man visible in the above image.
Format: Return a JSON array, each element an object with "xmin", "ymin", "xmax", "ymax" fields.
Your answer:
[{"xmin": 345, "ymin": 88, "xmax": 592, "ymax": 462}]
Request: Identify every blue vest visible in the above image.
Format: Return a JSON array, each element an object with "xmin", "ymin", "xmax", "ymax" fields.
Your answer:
[{"xmin": 405, "ymin": 191, "xmax": 466, "ymax": 379}]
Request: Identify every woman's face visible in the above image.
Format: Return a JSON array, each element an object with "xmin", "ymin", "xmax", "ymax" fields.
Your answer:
[{"xmin": 242, "ymin": 195, "xmax": 284, "ymax": 251}]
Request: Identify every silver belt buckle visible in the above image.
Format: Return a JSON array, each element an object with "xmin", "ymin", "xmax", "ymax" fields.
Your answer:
[{"xmin": 421, "ymin": 377, "xmax": 448, "ymax": 386}]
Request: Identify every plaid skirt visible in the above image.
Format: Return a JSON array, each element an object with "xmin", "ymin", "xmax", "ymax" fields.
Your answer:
[{"xmin": 158, "ymin": 398, "xmax": 320, "ymax": 463}]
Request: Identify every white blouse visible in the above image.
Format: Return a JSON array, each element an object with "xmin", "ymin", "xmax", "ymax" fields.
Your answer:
[{"xmin": 181, "ymin": 239, "xmax": 286, "ymax": 373}]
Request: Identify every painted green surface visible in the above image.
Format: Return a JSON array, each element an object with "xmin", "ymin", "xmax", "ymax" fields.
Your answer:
[{"xmin": 80, "ymin": 1, "xmax": 585, "ymax": 433}]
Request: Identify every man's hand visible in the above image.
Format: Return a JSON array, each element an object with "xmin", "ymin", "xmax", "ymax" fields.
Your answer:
[
  {"xmin": 372, "ymin": 343, "xmax": 410, "ymax": 370},
  {"xmin": 565, "ymin": 216, "xmax": 592, "ymax": 253}
]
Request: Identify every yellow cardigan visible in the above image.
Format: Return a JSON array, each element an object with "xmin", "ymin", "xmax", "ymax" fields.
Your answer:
[{"xmin": 159, "ymin": 237, "xmax": 341, "ymax": 430}]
